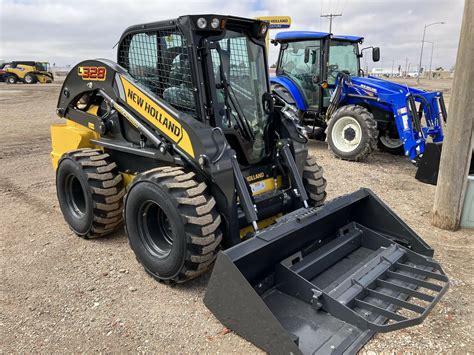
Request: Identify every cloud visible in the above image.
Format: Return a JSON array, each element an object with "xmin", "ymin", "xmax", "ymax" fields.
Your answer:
[{"xmin": 0, "ymin": 0, "xmax": 464, "ymax": 71}]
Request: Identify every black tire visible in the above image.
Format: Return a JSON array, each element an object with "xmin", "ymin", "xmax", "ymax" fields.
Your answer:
[
  {"xmin": 124, "ymin": 167, "xmax": 222, "ymax": 283},
  {"xmin": 377, "ymin": 133, "xmax": 404, "ymax": 155},
  {"xmin": 56, "ymin": 148, "xmax": 125, "ymax": 238},
  {"xmin": 6, "ymin": 75, "xmax": 17, "ymax": 84},
  {"xmin": 24, "ymin": 73, "xmax": 37, "ymax": 84},
  {"xmin": 303, "ymin": 155, "xmax": 327, "ymax": 206},
  {"xmin": 327, "ymin": 105, "xmax": 378, "ymax": 161}
]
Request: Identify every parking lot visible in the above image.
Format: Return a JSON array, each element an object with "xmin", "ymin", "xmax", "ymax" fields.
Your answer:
[{"xmin": 0, "ymin": 81, "xmax": 472, "ymax": 353}]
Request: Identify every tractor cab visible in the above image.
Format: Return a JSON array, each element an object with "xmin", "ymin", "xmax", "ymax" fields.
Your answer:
[{"xmin": 272, "ymin": 31, "xmax": 378, "ymax": 115}]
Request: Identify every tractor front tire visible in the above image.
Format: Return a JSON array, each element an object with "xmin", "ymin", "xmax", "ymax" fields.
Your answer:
[
  {"xmin": 24, "ymin": 73, "xmax": 37, "ymax": 84},
  {"xmin": 327, "ymin": 105, "xmax": 378, "ymax": 161},
  {"xmin": 303, "ymin": 155, "xmax": 327, "ymax": 206},
  {"xmin": 377, "ymin": 132, "xmax": 404, "ymax": 155},
  {"xmin": 56, "ymin": 149, "xmax": 125, "ymax": 238},
  {"xmin": 124, "ymin": 167, "xmax": 222, "ymax": 283}
]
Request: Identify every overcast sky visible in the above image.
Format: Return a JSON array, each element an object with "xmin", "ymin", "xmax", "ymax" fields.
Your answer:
[{"xmin": 0, "ymin": 0, "xmax": 465, "ymax": 71}]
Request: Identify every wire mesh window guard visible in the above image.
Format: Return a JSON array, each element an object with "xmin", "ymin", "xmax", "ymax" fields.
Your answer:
[{"xmin": 118, "ymin": 29, "xmax": 196, "ymax": 115}]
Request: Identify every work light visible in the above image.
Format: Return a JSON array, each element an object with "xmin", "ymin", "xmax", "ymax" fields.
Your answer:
[
  {"xmin": 211, "ymin": 17, "xmax": 220, "ymax": 29},
  {"xmin": 259, "ymin": 22, "xmax": 268, "ymax": 36},
  {"xmin": 197, "ymin": 17, "xmax": 207, "ymax": 29}
]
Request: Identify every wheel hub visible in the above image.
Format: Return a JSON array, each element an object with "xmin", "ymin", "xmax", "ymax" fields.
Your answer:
[
  {"xmin": 344, "ymin": 127, "xmax": 356, "ymax": 141},
  {"xmin": 65, "ymin": 174, "xmax": 87, "ymax": 218},
  {"xmin": 139, "ymin": 201, "xmax": 174, "ymax": 258},
  {"xmin": 331, "ymin": 116, "xmax": 363, "ymax": 153}
]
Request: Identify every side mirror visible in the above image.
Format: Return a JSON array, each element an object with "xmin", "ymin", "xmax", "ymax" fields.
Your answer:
[
  {"xmin": 372, "ymin": 47, "xmax": 380, "ymax": 62},
  {"xmin": 304, "ymin": 47, "xmax": 310, "ymax": 63}
]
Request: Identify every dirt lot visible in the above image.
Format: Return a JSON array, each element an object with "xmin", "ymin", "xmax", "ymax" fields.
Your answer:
[{"xmin": 1, "ymin": 80, "xmax": 472, "ymax": 353}]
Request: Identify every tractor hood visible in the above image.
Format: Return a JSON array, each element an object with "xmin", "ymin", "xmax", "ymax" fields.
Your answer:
[{"xmin": 350, "ymin": 76, "xmax": 429, "ymax": 98}]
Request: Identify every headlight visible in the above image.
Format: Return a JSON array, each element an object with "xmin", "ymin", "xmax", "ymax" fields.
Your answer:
[
  {"xmin": 197, "ymin": 17, "xmax": 207, "ymax": 29},
  {"xmin": 210, "ymin": 17, "xmax": 220, "ymax": 29}
]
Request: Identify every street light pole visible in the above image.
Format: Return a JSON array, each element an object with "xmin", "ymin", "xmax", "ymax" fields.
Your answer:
[{"xmin": 417, "ymin": 21, "xmax": 445, "ymax": 84}]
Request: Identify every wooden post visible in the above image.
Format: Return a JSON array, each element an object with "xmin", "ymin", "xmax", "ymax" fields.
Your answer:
[{"xmin": 432, "ymin": 0, "xmax": 474, "ymax": 230}]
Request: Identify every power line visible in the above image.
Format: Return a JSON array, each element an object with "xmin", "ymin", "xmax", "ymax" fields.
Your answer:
[{"xmin": 320, "ymin": 13, "xmax": 342, "ymax": 33}]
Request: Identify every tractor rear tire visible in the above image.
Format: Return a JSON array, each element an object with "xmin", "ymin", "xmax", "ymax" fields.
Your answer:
[
  {"xmin": 24, "ymin": 73, "xmax": 37, "ymax": 84},
  {"xmin": 124, "ymin": 167, "xmax": 222, "ymax": 283},
  {"xmin": 6, "ymin": 75, "xmax": 17, "ymax": 84},
  {"xmin": 327, "ymin": 105, "xmax": 378, "ymax": 161},
  {"xmin": 56, "ymin": 148, "xmax": 125, "ymax": 238},
  {"xmin": 303, "ymin": 155, "xmax": 327, "ymax": 206}
]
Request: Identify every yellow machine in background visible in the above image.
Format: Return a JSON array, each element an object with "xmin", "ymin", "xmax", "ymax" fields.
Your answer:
[{"xmin": 4, "ymin": 61, "xmax": 54, "ymax": 84}]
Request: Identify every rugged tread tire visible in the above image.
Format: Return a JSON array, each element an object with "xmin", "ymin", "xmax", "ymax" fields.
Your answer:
[
  {"xmin": 24, "ymin": 73, "xmax": 37, "ymax": 84},
  {"xmin": 303, "ymin": 155, "xmax": 327, "ymax": 206},
  {"xmin": 57, "ymin": 148, "xmax": 124, "ymax": 238},
  {"xmin": 124, "ymin": 166, "xmax": 222, "ymax": 284},
  {"xmin": 327, "ymin": 104, "xmax": 378, "ymax": 161},
  {"xmin": 377, "ymin": 134, "xmax": 405, "ymax": 155},
  {"xmin": 7, "ymin": 75, "xmax": 17, "ymax": 84}
]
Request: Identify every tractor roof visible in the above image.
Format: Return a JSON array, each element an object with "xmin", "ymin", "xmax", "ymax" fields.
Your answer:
[{"xmin": 274, "ymin": 31, "xmax": 363, "ymax": 43}]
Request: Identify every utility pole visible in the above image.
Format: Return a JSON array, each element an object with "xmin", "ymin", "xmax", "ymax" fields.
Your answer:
[
  {"xmin": 391, "ymin": 59, "xmax": 394, "ymax": 77},
  {"xmin": 320, "ymin": 13, "xmax": 342, "ymax": 33},
  {"xmin": 432, "ymin": 0, "xmax": 473, "ymax": 230},
  {"xmin": 405, "ymin": 57, "xmax": 409, "ymax": 78},
  {"xmin": 425, "ymin": 40, "xmax": 435, "ymax": 79},
  {"xmin": 417, "ymin": 21, "xmax": 445, "ymax": 84}
]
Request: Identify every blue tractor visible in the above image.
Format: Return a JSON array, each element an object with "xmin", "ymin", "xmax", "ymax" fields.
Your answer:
[{"xmin": 270, "ymin": 31, "xmax": 447, "ymax": 174}]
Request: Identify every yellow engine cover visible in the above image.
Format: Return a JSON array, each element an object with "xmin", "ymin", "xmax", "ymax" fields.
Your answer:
[{"xmin": 50, "ymin": 119, "xmax": 100, "ymax": 170}]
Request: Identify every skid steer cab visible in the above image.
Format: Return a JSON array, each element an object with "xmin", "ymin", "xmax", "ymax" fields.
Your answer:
[
  {"xmin": 271, "ymin": 31, "xmax": 447, "ymax": 183},
  {"xmin": 4, "ymin": 61, "xmax": 54, "ymax": 84},
  {"xmin": 50, "ymin": 15, "xmax": 447, "ymax": 353}
]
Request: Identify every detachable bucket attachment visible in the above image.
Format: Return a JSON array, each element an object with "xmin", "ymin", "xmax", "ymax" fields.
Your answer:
[{"xmin": 204, "ymin": 189, "xmax": 448, "ymax": 354}]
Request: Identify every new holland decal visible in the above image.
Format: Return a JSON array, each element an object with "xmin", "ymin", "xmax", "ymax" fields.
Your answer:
[{"xmin": 119, "ymin": 76, "xmax": 195, "ymax": 158}]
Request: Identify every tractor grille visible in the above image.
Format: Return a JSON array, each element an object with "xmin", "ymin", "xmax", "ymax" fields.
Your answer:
[{"xmin": 118, "ymin": 28, "xmax": 196, "ymax": 116}]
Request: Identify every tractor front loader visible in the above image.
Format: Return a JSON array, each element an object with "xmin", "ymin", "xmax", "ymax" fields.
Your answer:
[
  {"xmin": 51, "ymin": 15, "xmax": 448, "ymax": 354},
  {"xmin": 271, "ymin": 32, "xmax": 451, "ymax": 184}
]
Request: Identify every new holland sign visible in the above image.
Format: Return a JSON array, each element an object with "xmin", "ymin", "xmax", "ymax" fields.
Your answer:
[{"xmin": 256, "ymin": 16, "xmax": 291, "ymax": 29}]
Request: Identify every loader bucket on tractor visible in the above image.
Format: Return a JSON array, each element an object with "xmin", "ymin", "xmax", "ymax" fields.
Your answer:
[
  {"xmin": 416, "ymin": 143, "xmax": 474, "ymax": 185},
  {"xmin": 204, "ymin": 189, "xmax": 448, "ymax": 354},
  {"xmin": 415, "ymin": 143, "xmax": 443, "ymax": 185}
]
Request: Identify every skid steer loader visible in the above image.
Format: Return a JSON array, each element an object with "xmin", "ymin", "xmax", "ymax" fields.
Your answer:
[{"xmin": 51, "ymin": 15, "xmax": 448, "ymax": 354}]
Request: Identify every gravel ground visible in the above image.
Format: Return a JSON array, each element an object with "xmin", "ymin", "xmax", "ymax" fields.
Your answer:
[{"xmin": 0, "ymin": 79, "xmax": 472, "ymax": 353}]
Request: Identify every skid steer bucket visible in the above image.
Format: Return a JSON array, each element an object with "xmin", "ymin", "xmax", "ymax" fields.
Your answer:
[{"xmin": 204, "ymin": 189, "xmax": 448, "ymax": 354}]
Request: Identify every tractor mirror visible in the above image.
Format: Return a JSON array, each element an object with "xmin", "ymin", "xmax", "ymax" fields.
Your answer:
[
  {"xmin": 304, "ymin": 47, "xmax": 310, "ymax": 63},
  {"xmin": 372, "ymin": 47, "xmax": 380, "ymax": 62}
]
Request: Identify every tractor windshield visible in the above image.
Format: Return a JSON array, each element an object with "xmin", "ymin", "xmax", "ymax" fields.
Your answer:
[
  {"xmin": 36, "ymin": 62, "xmax": 49, "ymax": 72},
  {"xmin": 328, "ymin": 40, "xmax": 359, "ymax": 84},
  {"xmin": 210, "ymin": 30, "xmax": 269, "ymax": 160},
  {"xmin": 278, "ymin": 40, "xmax": 321, "ymax": 109}
]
